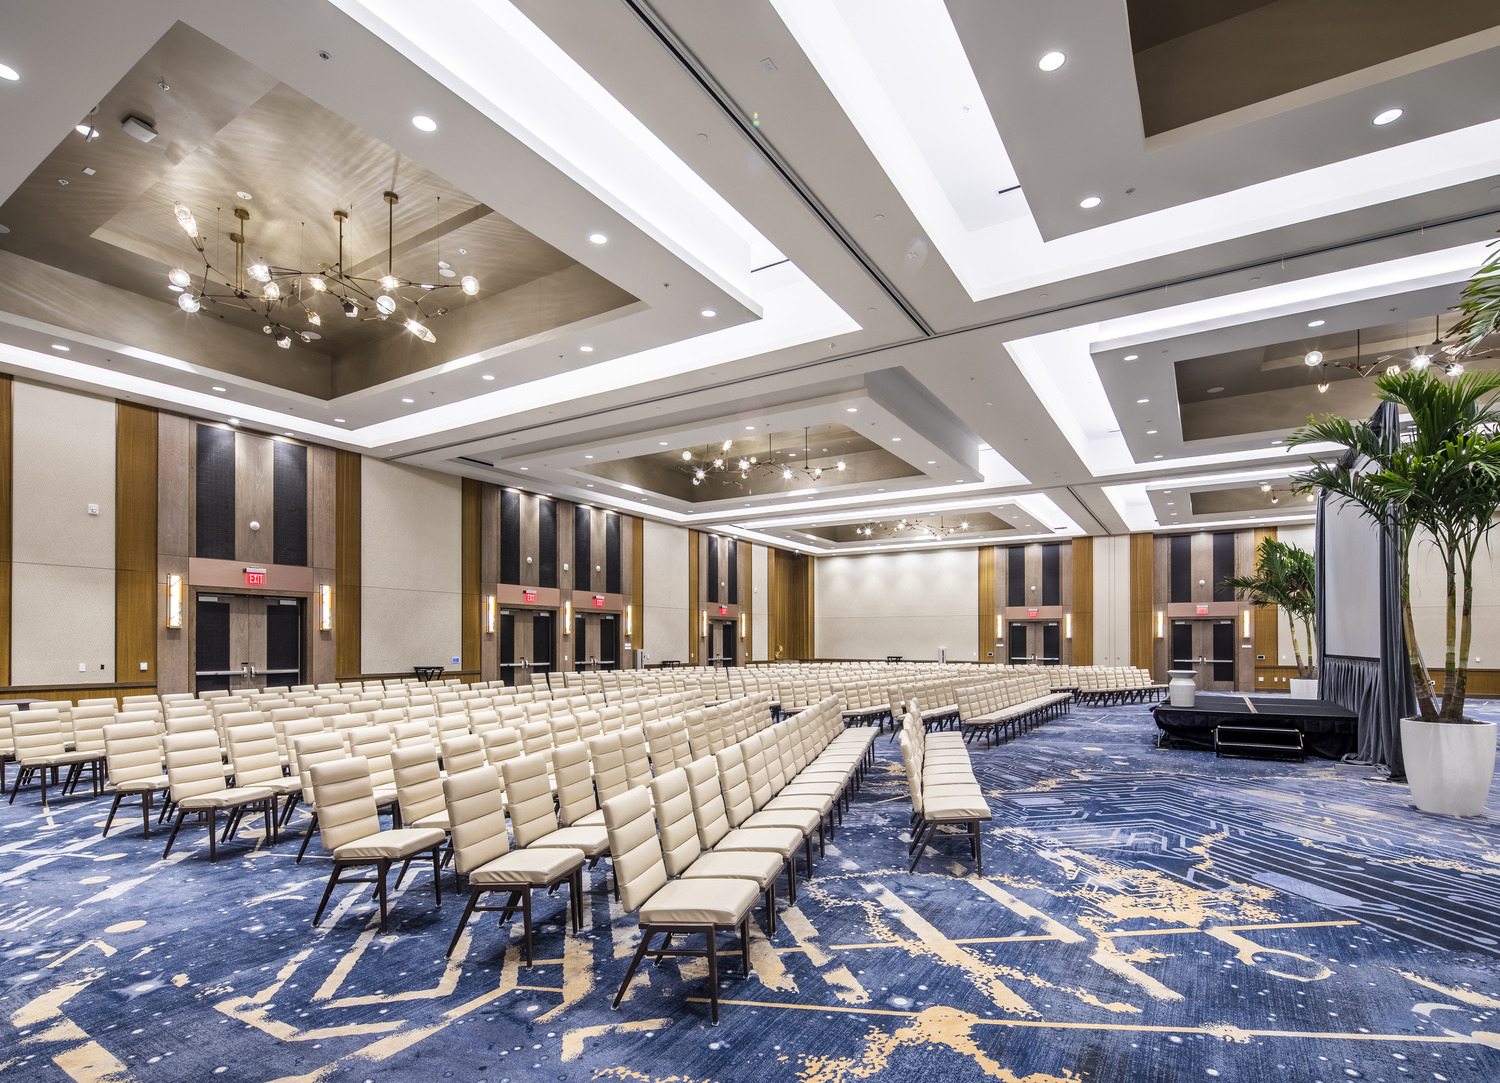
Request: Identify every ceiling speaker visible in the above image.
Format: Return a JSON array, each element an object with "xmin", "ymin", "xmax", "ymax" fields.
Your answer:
[{"xmin": 120, "ymin": 114, "xmax": 158, "ymax": 143}]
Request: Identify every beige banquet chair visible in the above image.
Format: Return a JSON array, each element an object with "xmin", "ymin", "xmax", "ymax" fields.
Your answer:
[
  {"xmin": 100, "ymin": 721, "xmax": 171, "ymax": 837},
  {"xmin": 161, "ymin": 729, "xmax": 277, "ymax": 862},
  {"xmin": 308, "ymin": 757, "xmax": 446, "ymax": 934}
]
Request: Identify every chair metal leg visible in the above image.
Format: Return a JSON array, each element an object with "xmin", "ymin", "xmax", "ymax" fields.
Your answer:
[
  {"xmin": 101, "ymin": 793, "xmax": 124, "ymax": 837},
  {"xmin": 376, "ymin": 859, "xmax": 391, "ymax": 933},
  {"xmin": 207, "ymin": 808, "xmax": 218, "ymax": 863},
  {"xmin": 520, "ymin": 889, "xmax": 533, "ymax": 966},
  {"xmin": 613, "ymin": 929, "xmax": 655, "ymax": 1010},
  {"xmin": 740, "ymin": 917, "xmax": 751, "ymax": 977},
  {"xmin": 394, "ymin": 856, "xmax": 414, "ymax": 889},
  {"xmin": 313, "ymin": 861, "xmax": 344, "ymax": 926},
  {"xmin": 706, "ymin": 929, "xmax": 720, "ymax": 1027},
  {"xmin": 141, "ymin": 791, "xmax": 153, "ymax": 839},
  {"xmin": 446, "ymin": 887, "xmax": 484, "ymax": 958},
  {"xmin": 163, "ymin": 807, "xmax": 188, "ymax": 858},
  {"xmin": 430, "ymin": 847, "xmax": 442, "ymax": 906},
  {"xmin": 295, "ymin": 811, "xmax": 319, "ymax": 863}
]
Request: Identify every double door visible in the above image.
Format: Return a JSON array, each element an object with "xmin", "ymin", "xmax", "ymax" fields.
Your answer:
[
  {"xmin": 707, "ymin": 620, "xmax": 736, "ymax": 667},
  {"xmin": 195, "ymin": 593, "xmax": 305, "ymax": 694},
  {"xmin": 1006, "ymin": 621, "xmax": 1060, "ymax": 666},
  {"xmin": 497, "ymin": 609, "xmax": 561, "ymax": 685},
  {"xmin": 1170, "ymin": 619, "xmax": 1236, "ymax": 691}
]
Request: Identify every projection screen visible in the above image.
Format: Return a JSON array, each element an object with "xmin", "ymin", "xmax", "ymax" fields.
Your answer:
[{"xmin": 1321, "ymin": 489, "xmax": 1383, "ymax": 660}]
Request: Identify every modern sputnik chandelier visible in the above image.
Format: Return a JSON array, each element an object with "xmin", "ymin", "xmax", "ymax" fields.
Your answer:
[
  {"xmin": 680, "ymin": 428, "xmax": 847, "ymax": 489},
  {"xmin": 852, "ymin": 516, "xmax": 971, "ymax": 539},
  {"xmin": 167, "ymin": 192, "xmax": 479, "ymax": 348}
]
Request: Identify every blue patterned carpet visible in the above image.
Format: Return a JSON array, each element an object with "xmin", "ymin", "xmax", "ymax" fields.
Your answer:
[{"xmin": 3, "ymin": 700, "xmax": 1499, "ymax": 1083}]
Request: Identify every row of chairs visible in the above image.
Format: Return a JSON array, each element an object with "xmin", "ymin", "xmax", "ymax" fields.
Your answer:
[
  {"xmin": 897, "ymin": 700, "xmax": 991, "ymax": 875},
  {"xmin": 954, "ymin": 676, "xmax": 1074, "ymax": 747}
]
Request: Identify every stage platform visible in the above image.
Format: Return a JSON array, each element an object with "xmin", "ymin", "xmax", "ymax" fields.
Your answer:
[{"xmin": 1152, "ymin": 694, "xmax": 1358, "ymax": 760}]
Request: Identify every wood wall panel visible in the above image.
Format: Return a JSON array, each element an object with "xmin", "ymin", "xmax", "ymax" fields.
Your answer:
[
  {"xmin": 236, "ymin": 433, "xmax": 274, "ymax": 564},
  {"xmin": 742, "ymin": 541, "xmax": 754, "ymax": 662},
  {"xmin": 630, "ymin": 516, "xmax": 643, "ymax": 666},
  {"xmin": 115, "ymin": 403, "xmax": 157, "ymax": 687},
  {"xmin": 461, "ymin": 478, "xmax": 482, "ymax": 677},
  {"xmin": 1071, "ymin": 537, "xmax": 1094, "ymax": 666},
  {"xmin": 307, "ymin": 445, "xmax": 337, "ymax": 686},
  {"xmin": 480, "ymin": 485, "xmax": 499, "ymax": 683},
  {"xmin": 334, "ymin": 450, "xmax": 361, "ymax": 678},
  {"xmin": 156, "ymin": 414, "xmax": 191, "ymax": 694},
  {"xmin": 0, "ymin": 377, "xmax": 10, "ymax": 687},
  {"xmin": 687, "ymin": 529, "xmax": 700, "ymax": 665},
  {"xmin": 769, "ymin": 550, "xmax": 814, "ymax": 660},
  {"xmin": 1129, "ymin": 532, "xmax": 1155, "ymax": 674},
  {"xmin": 978, "ymin": 546, "xmax": 996, "ymax": 664},
  {"xmin": 1251, "ymin": 525, "xmax": 1281, "ymax": 684}
]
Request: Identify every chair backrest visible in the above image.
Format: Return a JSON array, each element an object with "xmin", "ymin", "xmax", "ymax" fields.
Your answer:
[
  {"xmin": 601, "ymin": 785, "xmax": 668, "ymax": 913},
  {"xmin": 682, "ymin": 756, "xmax": 733, "ymax": 849},
  {"xmin": 443, "ymin": 764, "xmax": 511, "ymax": 875},
  {"xmin": 102, "ymin": 721, "xmax": 165, "ymax": 788},
  {"xmin": 551, "ymin": 740, "xmax": 597, "ymax": 826},
  {"xmin": 649, "ymin": 767, "xmax": 703, "ymax": 876},
  {"xmin": 310, "ymin": 757, "xmax": 381, "ymax": 852},
  {"xmin": 392, "ymin": 743, "xmax": 447, "ymax": 826},
  {"xmin": 278, "ymin": 716, "xmax": 326, "ymax": 776},
  {"xmin": 164, "ymin": 729, "xmax": 229, "ymax": 802},
  {"xmin": 499, "ymin": 753, "xmax": 559, "ymax": 847},
  {"xmin": 226, "ymin": 723, "xmax": 284, "ymax": 787},
  {"xmin": 442, "ymin": 734, "xmax": 487, "ymax": 775},
  {"xmin": 294, "ymin": 731, "xmax": 348, "ymax": 801}
]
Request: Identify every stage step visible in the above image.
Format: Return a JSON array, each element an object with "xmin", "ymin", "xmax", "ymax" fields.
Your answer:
[{"xmin": 1213, "ymin": 724, "xmax": 1306, "ymax": 762}]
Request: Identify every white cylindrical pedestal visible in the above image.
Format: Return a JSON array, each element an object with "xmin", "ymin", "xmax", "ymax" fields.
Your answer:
[{"xmin": 1168, "ymin": 669, "xmax": 1199, "ymax": 708}]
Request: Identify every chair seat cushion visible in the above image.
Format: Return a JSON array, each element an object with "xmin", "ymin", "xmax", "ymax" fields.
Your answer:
[
  {"xmin": 112, "ymin": 778, "xmax": 169, "ymax": 794},
  {"xmin": 255, "ymin": 776, "xmax": 302, "ymax": 796},
  {"xmin": 569, "ymin": 808, "xmax": 606, "ymax": 828},
  {"xmin": 411, "ymin": 810, "xmax": 451, "ymax": 831},
  {"xmin": 530, "ymin": 825, "xmax": 609, "ymax": 857},
  {"xmin": 470, "ymin": 846, "xmax": 584, "ymax": 886},
  {"xmin": 639, "ymin": 876, "xmax": 757, "ymax": 925},
  {"xmin": 179, "ymin": 785, "xmax": 275, "ymax": 810},
  {"xmin": 333, "ymin": 826, "xmax": 447, "ymax": 860},
  {"xmin": 715, "ymin": 826, "xmax": 804, "ymax": 857},
  {"xmin": 19, "ymin": 750, "xmax": 96, "ymax": 767},
  {"xmin": 924, "ymin": 796, "xmax": 993, "ymax": 820},
  {"xmin": 682, "ymin": 849, "xmax": 782, "ymax": 886},
  {"xmin": 744, "ymin": 807, "xmax": 820, "ymax": 834},
  {"xmin": 766, "ymin": 791, "xmax": 834, "ymax": 815}
]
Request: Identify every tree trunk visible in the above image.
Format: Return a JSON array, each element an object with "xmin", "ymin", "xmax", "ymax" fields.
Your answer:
[
  {"xmin": 1287, "ymin": 621, "xmax": 1304, "ymax": 681},
  {"xmin": 1401, "ymin": 548, "xmax": 1439, "ymax": 722},
  {"xmin": 1301, "ymin": 616, "xmax": 1317, "ymax": 679},
  {"xmin": 1450, "ymin": 549, "xmax": 1476, "ymax": 721},
  {"xmin": 1441, "ymin": 557, "xmax": 1458, "ymax": 719}
]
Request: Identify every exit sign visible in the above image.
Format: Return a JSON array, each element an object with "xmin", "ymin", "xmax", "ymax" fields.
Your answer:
[
  {"xmin": 523, "ymin": 590, "xmax": 537, "ymax": 603},
  {"xmin": 1027, "ymin": 608, "xmax": 1039, "ymax": 618},
  {"xmin": 719, "ymin": 606, "xmax": 728, "ymax": 616},
  {"xmin": 245, "ymin": 569, "xmax": 266, "ymax": 587},
  {"xmin": 1196, "ymin": 604, "xmax": 1209, "ymax": 615},
  {"xmin": 593, "ymin": 596, "xmax": 605, "ymax": 608}
]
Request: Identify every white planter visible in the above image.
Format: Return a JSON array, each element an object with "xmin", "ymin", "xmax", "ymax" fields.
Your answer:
[
  {"xmin": 1167, "ymin": 669, "xmax": 1198, "ymax": 708},
  {"xmin": 1289, "ymin": 678, "xmax": 1319, "ymax": 700},
  {"xmin": 1400, "ymin": 717, "xmax": 1497, "ymax": 816}
]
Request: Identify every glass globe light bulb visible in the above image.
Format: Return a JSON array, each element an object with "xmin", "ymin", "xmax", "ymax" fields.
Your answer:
[{"xmin": 168, "ymin": 267, "xmax": 191, "ymax": 288}]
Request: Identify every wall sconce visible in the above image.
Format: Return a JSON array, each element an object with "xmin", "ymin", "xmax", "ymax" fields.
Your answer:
[
  {"xmin": 486, "ymin": 595, "xmax": 496, "ymax": 634},
  {"xmin": 563, "ymin": 599, "xmax": 572, "ymax": 632},
  {"xmin": 1155, "ymin": 611, "xmax": 1165, "ymax": 638},
  {"xmin": 625, "ymin": 604, "xmax": 633, "ymax": 637},
  {"xmin": 167, "ymin": 574, "xmax": 183, "ymax": 629},
  {"xmin": 740, "ymin": 613, "xmax": 746, "ymax": 639},
  {"xmin": 1064, "ymin": 613, "xmax": 1072, "ymax": 639},
  {"xmin": 701, "ymin": 609, "xmax": 709, "ymax": 637},
  {"xmin": 995, "ymin": 614, "xmax": 1003, "ymax": 642},
  {"xmin": 319, "ymin": 584, "xmax": 333, "ymax": 631},
  {"xmin": 1242, "ymin": 608, "xmax": 1251, "ymax": 639}
]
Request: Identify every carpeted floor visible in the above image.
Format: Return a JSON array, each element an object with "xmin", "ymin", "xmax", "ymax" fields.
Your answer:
[{"xmin": 3, "ymin": 699, "xmax": 1499, "ymax": 1083}]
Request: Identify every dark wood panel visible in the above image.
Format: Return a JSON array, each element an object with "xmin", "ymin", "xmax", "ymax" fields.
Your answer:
[
  {"xmin": 1252, "ymin": 526, "xmax": 1280, "ymax": 670},
  {"xmin": 630, "ymin": 516, "xmax": 643, "ymax": 665},
  {"xmin": 687, "ymin": 529, "xmax": 700, "ymax": 665},
  {"xmin": 0, "ymin": 377, "xmax": 10, "ymax": 687},
  {"xmin": 461, "ymin": 478, "xmax": 482, "ymax": 676},
  {"xmin": 116, "ymin": 403, "xmax": 158, "ymax": 683},
  {"xmin": 334, "ymin": 450, "xmax": 361, "ymax": 678},
  {"xmin": 978, "ymin": 545, "xmax": 996, "ymax": 663},
  {"xmin": 0, "ymin": 681, "xmax": 157, "ymax": 705},
  {"xmin": 1129, "ymin": 532, "xmax": 1155, "ymax": 674},
  {"xmin": 769, "ymin": 549, "xmax": 814, "ymax": 661},
  {"xmin": 1071, "ymin": 537, "xmax": 1094, "ymax": 666}
]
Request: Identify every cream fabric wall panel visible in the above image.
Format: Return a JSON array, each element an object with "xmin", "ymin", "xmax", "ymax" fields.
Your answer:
[
  {"xmin": 1409, "ymin": 529, "xmax": 1500, "ymax": 670},
  {"xmin": 360, "ymin": 458, "xmax": 462, "ymax": 673},
  {"xmin": 751, "ymin": 543, "xmax": 769, "ymax": 663},
  {"xmin": 1092, "ymin": 535, "xmax": 1131, "ymax": 666},
  {"xmin": 641, "ymin": 519, "xmax": 689, "ymax": 664},
  {"xmin": 815, "ymin": 549, "xmax": 978, "ymax": 660},
  {"xmin": 11, "ymin": 382, "xmax": 116, "ymax": 683}
]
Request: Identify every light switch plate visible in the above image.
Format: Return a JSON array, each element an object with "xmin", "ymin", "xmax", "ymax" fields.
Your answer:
[
  {"xmin": 78, "ymin": 662, "xmax": 86, "ymax": 672},
  {"xmin": 87, "ymin": 504, "xmax": 99, "ymax": 516},
  {"xmin": 139, "ymin": 661, "xmax": 149, "ymax": 671}
]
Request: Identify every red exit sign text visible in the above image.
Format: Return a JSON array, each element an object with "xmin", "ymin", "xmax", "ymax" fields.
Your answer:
[
  {"xmin": 719, "ymin": 606, "xmax": 729, "ymax": 616},
  {"xmin": 593, "ymin": 596, "xmax": 605, "ymax": 608},
  {"xmin": 245, "ymin": 570, "xmax": 266, "ymax": 587},
  {"xmin": 523, "ymin": 590, "xmax": 537, "ymax": 603}
]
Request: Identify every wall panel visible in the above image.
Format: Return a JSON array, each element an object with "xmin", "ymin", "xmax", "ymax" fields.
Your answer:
[
  {"xmin": 11, "ymin": 382, "xmax": 116, "ymax": 684},
  {"xmin": 641, "ymin": 519, "xmax": 689, "ymax": 664},
  {"xmin": 750, "ymin": 543, "xmax": 768, "ymax": 663},
  {"xmin": 815, "ymin": 549, "xmax": 977, "ymax": 661},
  {"xmin": 334, "ymin": 450, "xmax": 361, "ymax": 678},
  {"xmin": 1070, "ymin": 537, "xmax": 1094, "ymax": 666},
  {"xmin": 361, "ymin": 458, "xmax": 462, "ymax": 675},
  {"xmin": 115, "ymin": 403, "xmax": 157, "ymax": 686},
  {"xmin": 1129, "ymin": 532, "xmax": 1155, "ymax": 674}
]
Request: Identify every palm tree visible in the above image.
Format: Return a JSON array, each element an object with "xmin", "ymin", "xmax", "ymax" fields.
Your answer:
[
  {"xmin": 1221, "ymin": 538, "xmax": 1317, "ymax": 679},
  {"xmin": 1288, "ymin": 368, "xmax": 1500, "ymax": 722}
]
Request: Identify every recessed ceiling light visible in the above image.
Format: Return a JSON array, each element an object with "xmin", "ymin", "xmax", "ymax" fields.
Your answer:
[
  {"xmin": 1038, "ymin": 51, "xmax": 1065, "ymax": 72},
  {"xmin": 659, "ymin": 441, "xmax": 669, "ymax": 446},
  {"xmin": 227, "ymin": 418, "xmax": 240, "ymax": 426},
  {"xmin": 746, "ymin": 425, "xmax": 756, "ymax": 430},
  {"xmin": 1136, "ymin": 397, "xmax": 1149, "ymax": 404},
  {"xmin": 1123, "ymin": 354, "xmax": 1139, "ymax": 361},
  {"xmin": 212, "ymin": 386, "xmax": 226, "ymax": 392},
  {"xmin": 283, "ymin": 432, "xmax": 294, "ymax": 437},
  {"xmin": 1079, "ymin": 196, "xmax": 1101, "ymax": 209},
  {"xmin": 1153, "ymin": 453, "xmax": 1163, "ymax": 459},
  {"xmin": 1146, "ymin": 429, "xmax": 1157, "ymax": 434},
  {"xmin": 74, "ymin": 124, "xmax": 99, "ymax": 139},
  {"xmin": 1271, "ymin": 439, "xmax": 1283, "ymax": 445},
  {"xmin": 700, "ymin": 309, "xmax": 717, "ymax": 318},
  {"xmin": 584, "ymin": 454, "xmax": 594, "ymax": 459},
  {"xmin": 579, "ymin": 344, "xmax": 594, "ymax": 352},
  {"xmin": 519, "ymin": 466, "xmax": 529, "ymax": 470},
  {"xmin": 1373, "ymin": 107, "xmax": 1403, "ymax": 126},
  {"xmin": 1307, "ymin": 319, "xmax": 1325, "ymax": 327},
  {"xmin": 50, "ymin": 343, "xmax": 69, "ymax": 352},
  {"xmin": 236, "ymin": 191, "xmax": 253, "ymax": 201},
  {"xmin": 1207, "ymin": 386, "xmax": 1225, "ymax": 394},
  {"xmin": 401, "ymin": 397, "xmax": 414, "ymax": 403},
  {"xmin": 1166, "ymin": 502, "xmax": 1174, "ymax": 506},
  {"xmin": 481, "ymin": 373, "xmax": 494, "ymax": 381},
  {"xmin": 588, "ymin": 233, "xmax": 608, "ymax": 245},
  {"xmin": 0, "ymin": 63, "xmax": 18, "ymax": 82},
  {"xmin": 891, "ymin": 436, "xmax": 901, "ymax": 442},
  {"xmin": 926, "ymin": 460, "xmax": 936, "ymax": 465},
  {"xmin": 334, "ymin": 418, "xmax": 345, "ymax": 423},
  {"xmin": 846, "ymin": 407, "xmax": 858, "ymax": 413},
  {"xmin": 411, "ymin": 114, "xmax": 437, "ymax": 132}
]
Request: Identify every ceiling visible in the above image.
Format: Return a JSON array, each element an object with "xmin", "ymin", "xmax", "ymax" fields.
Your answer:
[{"xmin": 0, "ymin": 0, "xmax": 1497, "ymax": 553}]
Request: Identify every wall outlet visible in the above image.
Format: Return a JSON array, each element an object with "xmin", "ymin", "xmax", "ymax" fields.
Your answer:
[
  {"xmin": 78, "ymin": 661, "xmax": 86, "ymax": 672},
  {"xmin": 139, "ymin": 661, "xmax": 149, "ymax": 671},
  {"xmin": 87, "ymin": 504, "xmax": 99, "ymax": 516}
]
